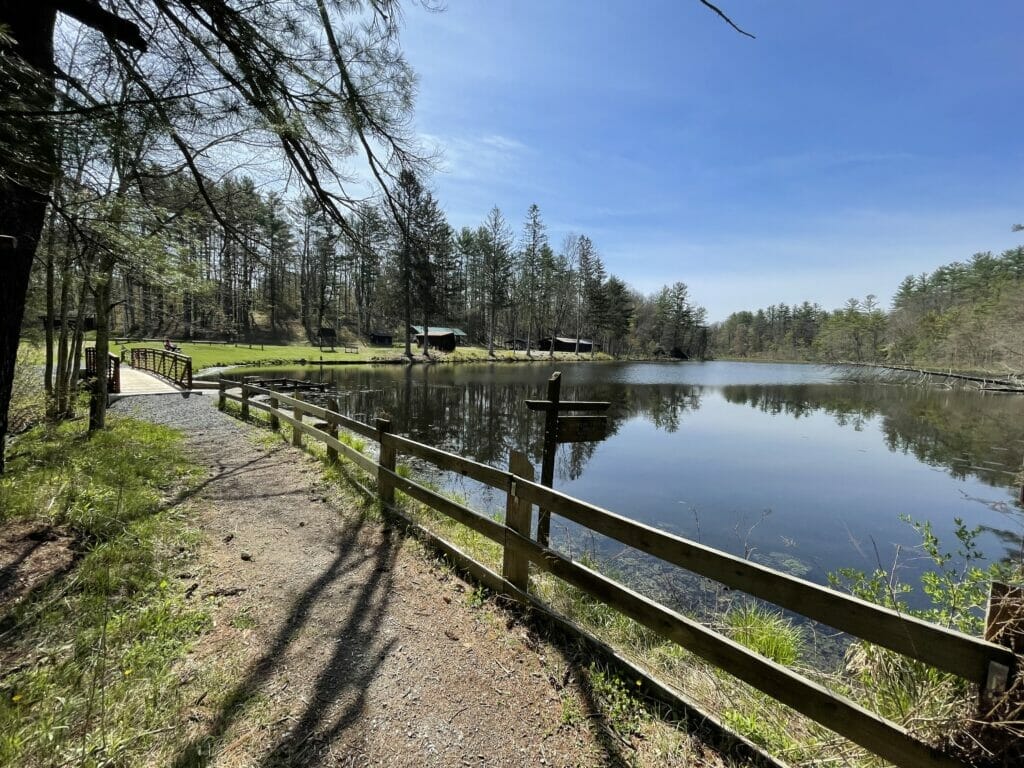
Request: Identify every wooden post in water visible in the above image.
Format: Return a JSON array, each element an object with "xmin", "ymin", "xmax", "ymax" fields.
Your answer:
[
  {"xmin": 537, "ymin": 372, "xmax": 561, "ymax": 546},
  {"xmin": 376, "ymin": 417, "xmax": 395, "ymax": 508},
  {"xmin": 292, "ymin": 395, "xmax": 303, "ymax": 448},
  {"xmin": 326, "ymin": 396, "xmax": 340, "ymax": 464},
  {"xmin": 503, "ymin": 451, "xmax": 535, "ymax": 595},
  {"xmin": 240, "ymin": 383, "xmax": 250, "ymax": 420},
  {"xmin": 268, "ymin": 395, "xmax": 279, "ymax": 430},
  {"xmin": 218, "ymin": 379, "xmax": 226, "ymax": 411}
]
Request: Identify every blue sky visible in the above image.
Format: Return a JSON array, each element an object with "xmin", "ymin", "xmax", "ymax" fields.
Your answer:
[{"xmin": 398, "ymin": 1, "xmax": 1024, "ymax": 321}]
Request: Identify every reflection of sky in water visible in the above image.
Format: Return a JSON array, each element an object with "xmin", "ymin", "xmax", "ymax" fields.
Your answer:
[
  {"xmin": 556, "ymin": 390, "xmax": 1022, "ymax": 586},
  {"xmin": 235, "ymin": 361, "xmax": 1024, "ymax": 592},
  {"xmin": 561, "ymin": 360, "xmax": 839, "ymax": 387}
]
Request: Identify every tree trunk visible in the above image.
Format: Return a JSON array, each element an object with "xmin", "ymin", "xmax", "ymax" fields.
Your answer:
[
  {"xmin": 43, "ymin": 217, "xmax": 55, "ymax": 408},
  {"xmin": 89, "ymin": 262, "xmax": 114, "ymax": 432},
  {"xmin": 487, "ymin": 303, "xmax": 495, "ymax": 356},
  {"xmin": 54, "ymin": 256, "xmax": 73, "ymax": 417},
  {"xmin": 0, "ymin": 6, "xmax": 57, "ymax": 472},
  {"xmin": 403, "ymin": 244, "xmax": 412, "ymax": 358}
]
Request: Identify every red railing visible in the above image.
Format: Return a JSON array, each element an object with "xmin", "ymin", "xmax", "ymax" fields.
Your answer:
[
  {"xmin": 130, "ymin": 348, "xmax": 192, "ymax": 389},
  {"xmin": 85, "ymin": 348, "xmax": 121, "ymax": 393}
]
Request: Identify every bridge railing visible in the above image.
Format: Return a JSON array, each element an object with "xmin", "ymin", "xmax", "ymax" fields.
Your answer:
[
  {"xmin": 217, "ymin": 378, "xmax": 1019, "ymax": 768},
  {"xmin": 84, "ymin": 348, "xmax": 120, "ymax": 393},
  {"xmin": 130, "ymin": 348, "xmax": 192, "ymax": 389}
]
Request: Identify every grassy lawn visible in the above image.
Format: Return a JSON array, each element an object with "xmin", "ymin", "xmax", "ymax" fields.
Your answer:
[
  {"xmin": 0, "ymin": 417, "xmax": 211, "ymax": 767},
  {"xmin": 112, "ymin": 341, "xmax": 393, "ymax": 369},
  {"xmin": 104, "ymin": 340, "xmax": 612, "ymax": 371}
]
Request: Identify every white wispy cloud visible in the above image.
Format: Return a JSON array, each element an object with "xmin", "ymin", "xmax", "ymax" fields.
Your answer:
[{"xmin": 420, "ymin": 132, "xmax": 531, "ymax": 183}]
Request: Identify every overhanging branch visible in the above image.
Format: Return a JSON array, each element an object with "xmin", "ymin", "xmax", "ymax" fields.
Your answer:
[
  {"xmin": 47, "ymin": 0, "xmax": 149, "ymax": 51},
  {"xmin": 699, "ymin": 0, "xmax": 755, "ymax": 39}
]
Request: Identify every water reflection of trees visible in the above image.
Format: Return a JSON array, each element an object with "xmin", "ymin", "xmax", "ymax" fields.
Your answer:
[
  {"xmin": 721, "ymin": 382, "xmax": 1024, "ymax": 562},
  {"xmin": 721, "ymin": 383, "xmax": 1024, "ymax": 491},
  {"xmin": 287, "ymin": 365, "xmax": 704, "ymax": 482},
  {"xmin": 245, "ymin": 368, "xmax": 1024, "ymax": 508}
]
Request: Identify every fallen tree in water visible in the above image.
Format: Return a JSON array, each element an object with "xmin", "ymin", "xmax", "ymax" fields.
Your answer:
[{"xmin": 838, "ymin": 362, "xmax": 1024, "ymax": 392}]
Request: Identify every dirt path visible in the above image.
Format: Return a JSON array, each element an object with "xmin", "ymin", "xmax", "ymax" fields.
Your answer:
[{"xmin": 113, "ymin": 394, "xmax": 721, "ymax": 768}]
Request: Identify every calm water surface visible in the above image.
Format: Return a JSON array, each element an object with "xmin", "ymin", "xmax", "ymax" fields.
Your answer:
[{"xmin": 234, "ymin": 361, "xmax": 1024, "ymax": 594}]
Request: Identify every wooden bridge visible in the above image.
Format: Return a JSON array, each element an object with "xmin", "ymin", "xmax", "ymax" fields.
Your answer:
[{"xmin": 86, "ymin": 347, "xmax": 195, "ymax": 400}]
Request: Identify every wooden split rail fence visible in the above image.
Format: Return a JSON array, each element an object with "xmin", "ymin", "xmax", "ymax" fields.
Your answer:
[
  {"xmin": 130, "ymin": 348, "xmax": 193, "ymax": 389},
  {"xmin": 218, "ymin": 378, "xmax": 1019, "ymax": 768}
]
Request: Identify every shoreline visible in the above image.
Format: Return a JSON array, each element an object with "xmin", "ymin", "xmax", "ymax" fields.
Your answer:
[{"xmin": 197, "ymin": 352, "xmax": 696, "ymax": 378}]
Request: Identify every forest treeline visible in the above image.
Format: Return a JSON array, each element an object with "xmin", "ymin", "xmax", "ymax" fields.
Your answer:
[
  {"xmin": 9, "ymin": 0, "xmax": 720, "ymax": 459},
  {"xmin": 710, "ymin": 246, "xmax": 1024, "ymax": 372},
  {"xmin": 30, "ymin": 167, "xmax": 710, "ymax": 359}
]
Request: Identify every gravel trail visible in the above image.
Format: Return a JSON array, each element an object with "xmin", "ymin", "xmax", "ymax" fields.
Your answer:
[{"xmin": 110, "ymin": 392, "xmax": 647, "ymax": 767}]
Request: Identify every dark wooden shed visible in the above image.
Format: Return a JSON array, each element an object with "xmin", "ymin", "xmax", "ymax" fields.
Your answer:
[
  {"xmin": 317, "ymin": 327, "xmax": 337, "ymax": 349},
  {"xmin": 538, "ymin": 336, "xmax": 596, "ymax": 353},
  {"xmin": 369, "ymin": 330, "xmax": 393, "ymax": 346},
  {"xmin": 414, "ymin": 329, "xmax": 457, "ymax": 352},
  {"xmin": 409, "ymin": 326, "xmax": 468, "ymax": 350}
]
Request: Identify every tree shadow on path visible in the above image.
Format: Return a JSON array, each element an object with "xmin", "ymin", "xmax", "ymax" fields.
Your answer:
[{"xmin": 169, "ymin": 514, "xmax": 401, "ymax": 768}]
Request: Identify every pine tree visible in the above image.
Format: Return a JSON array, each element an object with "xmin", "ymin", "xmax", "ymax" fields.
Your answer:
[{"xmin": 479, "ymin": 207, "xmax": 513, "ymax": 355}]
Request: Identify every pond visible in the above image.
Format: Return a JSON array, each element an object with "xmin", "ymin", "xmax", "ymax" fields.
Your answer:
[{"xmin": 230, "ymin": 361, "xmax": 1024, "ymax": 605}]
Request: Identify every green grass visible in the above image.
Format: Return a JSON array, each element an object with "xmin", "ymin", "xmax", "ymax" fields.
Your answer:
[
  {"xmin": 105, "ymin": 338, "xmax": 614, "ymax": 371},
  {"xmin": 230, "ymin": 608, "xmax": 258, "ymax": 630},
  {"xmin": 11, "ymin": 341, "xmax": 47, "ymax": 434},
  {"xmin": 585, "ymin": 664, "xmax": 648, "ymax": 737},
  {"xmin": 115, "ymin": 340, "xmax": 397, "ymax": 369},
  {"xmin": 723, "ymin": 603, "xmax": 803, "ymax": 666},
  {"xmin": 0, "ymin": 416, "xmax": 210, "ymax": 767}
]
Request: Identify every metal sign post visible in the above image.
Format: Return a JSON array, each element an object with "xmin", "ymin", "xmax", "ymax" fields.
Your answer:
[{"xmin": 525, "ymin": 371, "xmax": 609, "ymax": 545}]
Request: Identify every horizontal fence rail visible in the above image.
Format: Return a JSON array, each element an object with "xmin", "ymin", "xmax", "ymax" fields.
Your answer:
[
  {"xmin": 217, "ymin": 377, "xmax": 1019, "ymax": 768},
  {"xmin": 514, "ymin": 480, "xmax": 1014, "ymax": 685},
  {"xmin": 130, "ymin": 348, "xmax": 192, "ymax": 389},
  {"xmin": 85, "ymin": 348, "xmax": 120, "ymax": 393}
]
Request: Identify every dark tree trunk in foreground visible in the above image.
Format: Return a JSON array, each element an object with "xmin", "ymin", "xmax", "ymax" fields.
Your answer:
[
  {"xmin": 0, "ymin": 6, "xmax": 57, "ymax": 473},
  {"xmin": 88, "ymin": 261, "xmax": 115, "ymax": 432}
]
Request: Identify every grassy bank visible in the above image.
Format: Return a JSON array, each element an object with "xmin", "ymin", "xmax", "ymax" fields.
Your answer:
[
  {"xmin": 106, "ymin": 339, "xmax": 612, "ymax": 371},
  {"xmin": 0, "ymin": 417, "xmax": 210, "ymax": 767}
]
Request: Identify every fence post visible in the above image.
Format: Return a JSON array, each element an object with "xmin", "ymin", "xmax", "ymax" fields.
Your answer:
[
  {"xmin": 268, "ymin": 394, "xmax": 279, "ymax": 430},
  {"xmin": 537, "ymin": 372, "xmax": 561, "ymax": 546},
  {"xmin": 980, "ymin": 581, "xmax": 1023, "ymax": 712},
  {"xmin": 376, "ymin": 417, "xmax": 394, "ymax": 508},
  {"xmin": 502, "ymin": 451, "xmax": 535, "ymax": 596},
  {"xmin": 218, "ymin": 379, "xmax": 226, "ymax": 411},
  {"xmin": 326, "ymin": 396, "xmax": 340, "ymax": 464},
  {"xmin": 241, "ymin": 383, "xmax": 250, "ymax": 420},
  {"xmin": 292, "ymin": 395, "xmax": 303, "ymax": 448}
]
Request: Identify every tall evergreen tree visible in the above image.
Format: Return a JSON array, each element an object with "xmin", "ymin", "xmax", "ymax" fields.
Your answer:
[
  {"xmin": 479, "ymin": 207, "xmax": 513, "ymax": 355},
  {"xmin": 517, "ymin": 204, "xmax": 547, "ymax": 354}
]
